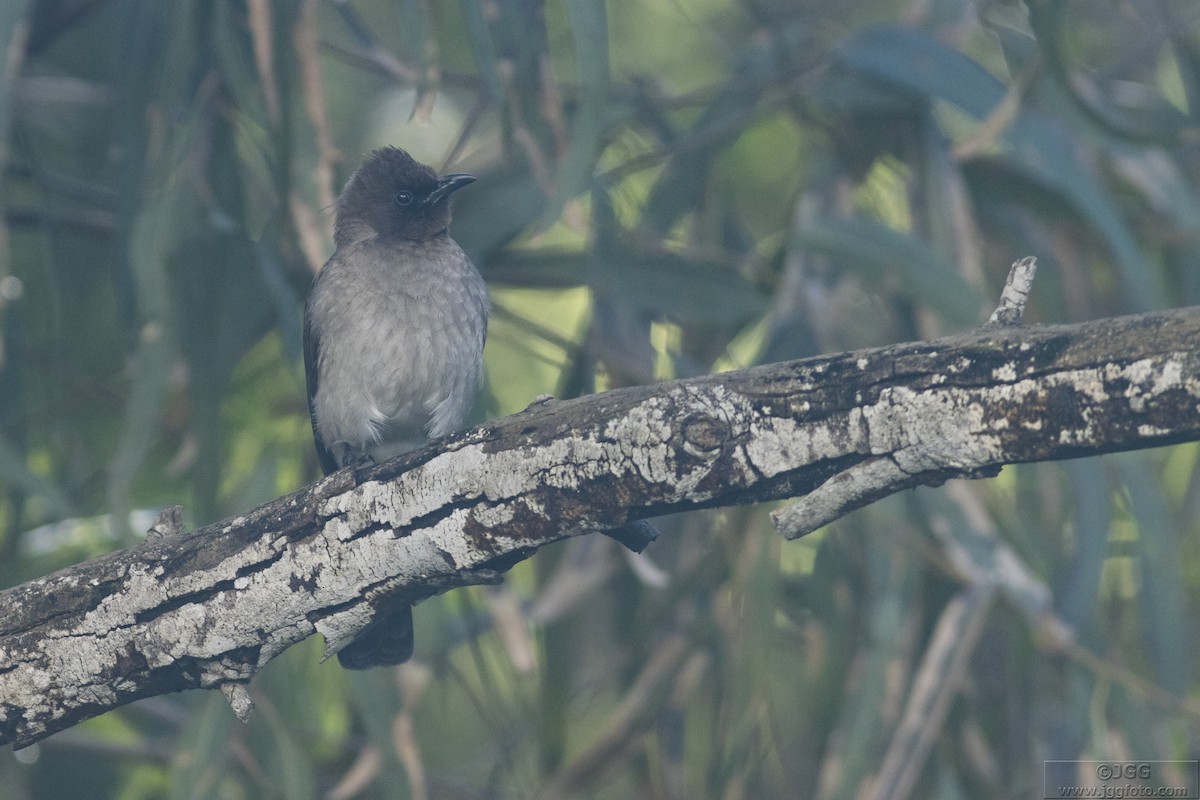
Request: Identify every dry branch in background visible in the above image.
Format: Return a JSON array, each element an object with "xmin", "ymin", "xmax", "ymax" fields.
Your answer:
[{"xmin": 2, "ymin": 288, "xmax": 1200, "ymax": 748}]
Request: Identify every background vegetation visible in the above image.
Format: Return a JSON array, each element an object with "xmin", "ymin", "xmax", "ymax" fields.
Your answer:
[{"xmin": 1, "ymin": 0, "xmax": 1198, "ymax": 797}]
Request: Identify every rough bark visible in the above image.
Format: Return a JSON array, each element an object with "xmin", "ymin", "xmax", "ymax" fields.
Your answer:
[{"xmin": 3, "ymin": 305, "xmax": 1200, "ymax": 748}]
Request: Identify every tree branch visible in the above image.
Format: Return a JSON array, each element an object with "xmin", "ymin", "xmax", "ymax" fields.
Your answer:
[{"xmin": 3, "ymin": 301, "xmax": 1200, "ymax": 748}]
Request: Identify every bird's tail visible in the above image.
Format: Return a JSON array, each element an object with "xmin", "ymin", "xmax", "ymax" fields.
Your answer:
[{"xmin": 337, "ymin": 603, "xmax": 415, "ymax": 669}]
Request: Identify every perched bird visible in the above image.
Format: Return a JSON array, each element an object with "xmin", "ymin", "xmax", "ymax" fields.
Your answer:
[{"xmin": 303, "ymin": 146, "xmax": 489, "ymax": 669}]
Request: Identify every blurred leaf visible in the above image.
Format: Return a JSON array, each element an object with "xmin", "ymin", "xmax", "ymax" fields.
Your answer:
[
  {"xmin": 0, "ymin": 0, "xmax": 32, "ymax": 142},
  {"xmin": 640, "ymin": 32, "xmax": 784, "ymax": 236},
  {"xmin": 346, "ymin": 669, "xmax": 410, "ymax": 792},
  {"xmin": 212, "ymin": 1, "xmax": 272, "ymax": 131},
  {"xmin": 398, "ymin": 0, "xmax": 435, "ymax": 120},
  {"xmin": 460, "ymin": 0, "xmax": 504, "ymax": 104},
  {"xmin": 489, "ymin": 246, "xmax": 762, "ymax": 348},
  {"xmin": 838, "ymin": 25, "xmax": 1003, "ymax": 120},
  {"xmin": 106, "ymin": 209, "xmax": 182, "ymax": 537},
  {"xmin": 1167, "ymin": 21, "xmax": 1200, "ymax": 118},
  {"xmin": 169, "ymin": 695, "xmax": 236, "ymax": 800},
  {"xmin": 539, "ymin": 0, "xmax": 610, "ymax": 228},
  {"xmin": 260, "ymin": 703, "xmax": 317, "ymax": 800},
  {"xmin": 105, "ymin": 0, "xmax": 198, "ymax": 534},
  {"xmin": 818, "ymin": 516, "xmax": 921, "ymax": 798},
  {"xmin": 796, "ymin": 216, "xmax": 985, "ymax": 327},
  {"xmin": 0, "ymin": 432, "xmax": 73, "ymax": 519},
  {"xmin": 1119, "ymin": 454, "xmax": 1193, "ymax": 695},
  {"xmin": 1108, "ymin": 147, "xmax": 1200, "ymax": 234},
  {"xmin": 482, "ymin": 249, "xmax": 590, "ymax": 288},
  {"xmin": 1026, "ymin": 0, "xmax": 1192, "ymax": 142},
  {"xmin": 1057, "ymin": 460, "xmax": 1111, "ymax": 631},
  {"xmin": 839, "ymin": 24, "xmax": 1166, "ymax": 310},
  {"xmin": 591, "ymin": 244, "xmax": 765, "ymax": 325},
  {"xmin": 451, "ymin": 166, "xmax": 549, "ymax": 254}
]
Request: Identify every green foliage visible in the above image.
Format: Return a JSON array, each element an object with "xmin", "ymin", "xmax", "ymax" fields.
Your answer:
[{"xmin": 2, "ymin": 0, "xmax": 1199, "ymax": 797}]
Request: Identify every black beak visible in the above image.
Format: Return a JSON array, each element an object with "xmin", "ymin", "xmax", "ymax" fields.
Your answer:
[{"xmin": 425, "ymin": 173, "xmax": 476, "ymax": 205}]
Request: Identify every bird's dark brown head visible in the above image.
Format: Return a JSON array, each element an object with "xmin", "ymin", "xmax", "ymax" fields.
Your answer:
[{"xmin": 334, "ymin": 146, "xmax": 475, "ymax": 247}]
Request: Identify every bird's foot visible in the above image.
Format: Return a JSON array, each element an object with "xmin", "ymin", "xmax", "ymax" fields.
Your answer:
[{"xmin": 342, "ymin": 452, "xmax": 377, "ymax": 481}]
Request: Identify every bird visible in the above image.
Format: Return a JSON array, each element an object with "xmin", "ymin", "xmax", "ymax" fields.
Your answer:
[{"xmin": 303, "ymin": 146, "xmax": 489, "ymax": 669}]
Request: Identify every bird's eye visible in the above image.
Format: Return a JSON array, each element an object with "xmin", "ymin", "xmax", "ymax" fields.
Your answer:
[{"xmin": 394, "ymin": 190, "xmax": 414, "ymax": 207}]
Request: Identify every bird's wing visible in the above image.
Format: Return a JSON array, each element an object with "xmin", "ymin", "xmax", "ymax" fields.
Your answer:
[{"xmin": 303, "ymin": 285, "xmax": 341, "ymax": 476}]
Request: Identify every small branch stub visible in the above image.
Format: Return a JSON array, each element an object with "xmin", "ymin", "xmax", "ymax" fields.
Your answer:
[
  {"xmin": 221, "ymin": 683, "xmax": 254, "ymax": 723},
  {"xmin": 987, "ymin": 256, "xmax": 1038, "ymax": 326}
]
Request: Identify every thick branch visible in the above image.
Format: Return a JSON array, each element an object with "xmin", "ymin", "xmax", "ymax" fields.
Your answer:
[{"xmin": 3, "ymin": 306, "xmax": 1200, "ymax": 746}]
